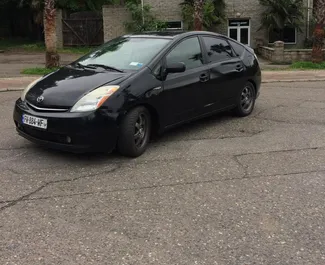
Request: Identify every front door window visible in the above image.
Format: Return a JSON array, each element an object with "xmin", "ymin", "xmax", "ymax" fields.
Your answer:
[
  {"xmin": 228, "ymin": 19, "xmax": 250, "ymax": 46},
  {"xmin": 166, "ymin": 37, "xmax": 203, "ymax": 71}
]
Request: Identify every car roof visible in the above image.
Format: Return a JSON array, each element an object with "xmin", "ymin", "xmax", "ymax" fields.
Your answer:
[{"xmin": 125, "ymin": 30, "xmax": 223, "ymax": 40}]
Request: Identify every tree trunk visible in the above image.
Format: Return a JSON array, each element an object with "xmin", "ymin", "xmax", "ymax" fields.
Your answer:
[
  {"xmin": 44, "ymin": 0, "xmax": 60, "ymax": 68},
  {"xmin": 311, "ymin": 24, "xmax": 325, "ymax": 63},
  {"xmin": 194, "ymin": 0, "xmax": 204, "ymax": 31},
  {"xmin": 312, "ymin": 0, "xmax": 325, "ymax": 62}
]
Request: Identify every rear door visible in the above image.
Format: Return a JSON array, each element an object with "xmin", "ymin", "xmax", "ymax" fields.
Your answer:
[
  {"xmin": 200, "ymin": 36, "xmax": 246, "ymax": 110},
  {"xmin": 161, "ymin": 36, "xmax": 209, "ymax": 126}
]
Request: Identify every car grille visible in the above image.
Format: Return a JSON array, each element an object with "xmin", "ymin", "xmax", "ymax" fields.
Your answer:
[{"xmin": 26, "ymin": 101, "xmax": 69, "ymax": 112}]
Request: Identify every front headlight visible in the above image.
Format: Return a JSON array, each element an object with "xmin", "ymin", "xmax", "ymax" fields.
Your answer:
[
  {"xmin": 70, "ymin": 85, "xmax": 120, "ymax": 113},
  {"xmin": 21, "ymin": 77, "xmax": 43, "ymax": 101}
]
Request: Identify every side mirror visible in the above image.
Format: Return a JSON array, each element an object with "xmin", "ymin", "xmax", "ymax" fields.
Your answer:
[{"xmin": 166, "ymin": 62, "xmax": 186, "ymax": 74}]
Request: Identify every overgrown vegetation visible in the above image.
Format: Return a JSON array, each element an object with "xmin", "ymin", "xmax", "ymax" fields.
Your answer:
[
  {"xmin": 311, "ymin": 0, "xmax": 325, "ymax": 62},
  {"xmin": 259, "ymin": 0, "xmax": 305, "ymax": 38},
  {"xmin": 180, "ymin": 0, "xmax": 225, "ymax": 30},
  {"xmin": 124, "ymin": 1, "xmax": 166, "ymax": 32}
]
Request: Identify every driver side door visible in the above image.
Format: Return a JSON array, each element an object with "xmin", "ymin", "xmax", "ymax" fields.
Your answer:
[{"xmin": 161, "ymin": 36, "xmax": 209, "ymax": 127}]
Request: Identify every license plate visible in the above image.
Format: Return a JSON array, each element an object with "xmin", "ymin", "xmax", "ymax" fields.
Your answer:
[{"xmin": 22, "ymin": 114, "xmax": 47, "ymax": 129}]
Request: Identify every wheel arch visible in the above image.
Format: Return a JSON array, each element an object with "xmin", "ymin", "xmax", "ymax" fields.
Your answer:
[
  {"xmin": 247, "ymin": 79, "xmax": 257, "ymax": 96},
  {"xmin": 118, "ymin": 103, "xmax": 161, "ymax": 134}
]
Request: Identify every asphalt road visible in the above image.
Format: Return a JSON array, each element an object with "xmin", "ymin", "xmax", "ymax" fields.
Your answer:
[{"xmin": 1, "ymin": 82, "xmax": 325, "ymax": 265}]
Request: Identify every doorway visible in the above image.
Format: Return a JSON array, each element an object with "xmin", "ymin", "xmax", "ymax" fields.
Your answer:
[{"xmin": 228, "ymin": 19, "xmax": 250, "ymax": 46}]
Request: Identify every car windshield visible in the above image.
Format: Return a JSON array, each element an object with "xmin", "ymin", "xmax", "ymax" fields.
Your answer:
[{"xmin": 75, "ymin": 37, "xmax": 171, "ymax": 71}]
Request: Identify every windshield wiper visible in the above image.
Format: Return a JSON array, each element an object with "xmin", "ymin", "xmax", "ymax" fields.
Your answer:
[
  {"xmin": 70, "ymin": 62, "xmax": 85, "ymax": 69},
  {"xmin": 84, "ymin": 64, "xmax": 124, "ymax": 73}
]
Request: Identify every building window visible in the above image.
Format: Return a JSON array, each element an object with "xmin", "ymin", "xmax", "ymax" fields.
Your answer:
[
  {"xmin": 269, "ymin": 27, "xmax": 296, "ymax": 44},
  {"xmin": 165, "ymin": 21, "xmax": 183, "ymax": 30},
  {"xmin": 227, "ymin": 19, "xmax": 251, "ymax": 46}
]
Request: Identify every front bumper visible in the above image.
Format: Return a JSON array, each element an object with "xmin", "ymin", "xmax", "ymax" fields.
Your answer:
[{"xmin": 13, "ymin": 99, "xmax": 119, "ymax": 153}]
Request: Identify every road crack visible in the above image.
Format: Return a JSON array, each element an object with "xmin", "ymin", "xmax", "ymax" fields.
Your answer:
[
  {"xmin": 0, "ymin": 165, "xmax": 121, "ymax": 212},
  {"xmin": 3, "ymin": 168, "xmax": 325, "ymax": 204}
]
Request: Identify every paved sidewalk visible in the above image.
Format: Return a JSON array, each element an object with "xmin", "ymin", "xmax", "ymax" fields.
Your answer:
[
  {"xmin": 1, "ymin": 70, "xmax": 325, "ymax": 92},
  {"xmin": 0, "ymin": 52, "xmax": 80, "ymax": 78},
  {"xmin": 0, "ymin": 76, "xmax": 40, "ymax": 91},
  {"xmin": 262, "ymin": 70, "xmax": 325, "ymax": 83}
]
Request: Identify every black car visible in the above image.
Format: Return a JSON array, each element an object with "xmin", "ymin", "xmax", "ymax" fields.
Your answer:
[{"xmin": 13, "ymin": 31, "xmax": 261, "ymax": 157}]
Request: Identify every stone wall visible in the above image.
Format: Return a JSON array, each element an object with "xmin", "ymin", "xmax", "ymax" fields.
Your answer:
[
  {"xmin": 102, "ymin": 0, "xmax": 312, "ymax": 47},
  {"xmin": 217, "ymin": 0, "xmax": 311, "ymax": 48},
  {"xmin": 102, "ymin": 1, "xmax": 182, "ymax": 42},
  {"xmin": 146, "ymin": 0, "xmax": 182, "ymax": 21},
  {"xmin": 258, "ymin": 46, "xmax": 275, "ymax": 61},
  {"xmin": 258, "ymin": 41, "xmax": 325, "ymax": 63},
  {"xmin": 103, "ymin": 6, "xmax": 131, "ymax": 42},
  {"xmin": 216, "ymin": 0, "xmax": 267, "ymax": 48},
  {"xmin": 283, "ymin": 49, "xmax": 325, "ymax": 63}
]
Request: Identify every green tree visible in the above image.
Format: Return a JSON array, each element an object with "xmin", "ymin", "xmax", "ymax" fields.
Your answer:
[
  {"xmin": 124, "ymin": 1, "xmax": 166, "ymax": 32},
  {"xmin": 259, "ymin": 0, "xmax": 304, "ymax": 41},
  {"xmin": 180, "ymin": 0, "xmax": 226, "ymax": 30},
  {"xmin": 311, "ymin": 0, "xmax": 325, "ymax": 62}
]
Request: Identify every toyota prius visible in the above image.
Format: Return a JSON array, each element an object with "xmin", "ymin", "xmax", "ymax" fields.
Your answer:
[{"xmin": 13, "ymin": 31, "xmax": 261, "ymax": 157}]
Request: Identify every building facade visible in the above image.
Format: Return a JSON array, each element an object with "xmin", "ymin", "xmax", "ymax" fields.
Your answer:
[{"xmin": 103, "ymin": 0, "xmax": 313, "ymax": 48}]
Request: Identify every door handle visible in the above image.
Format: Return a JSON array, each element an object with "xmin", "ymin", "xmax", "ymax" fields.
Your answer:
[{"xmin": 200, "ymin": 73, "xmax": 209, "ymax": 82}]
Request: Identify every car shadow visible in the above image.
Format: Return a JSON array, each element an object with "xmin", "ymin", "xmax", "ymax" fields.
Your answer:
[
  {"xmin": 28, "ymin": 110, "xmax": 240, "ymax": 163},
  {"xmin": 151, "ymin": 110, "xmax": 239, "ymax": 143}
]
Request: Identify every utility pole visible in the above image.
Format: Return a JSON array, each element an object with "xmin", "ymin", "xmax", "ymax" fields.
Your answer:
[{"xmin": 141, "ymin": 0, "xmax": 145, "ymax": 25}]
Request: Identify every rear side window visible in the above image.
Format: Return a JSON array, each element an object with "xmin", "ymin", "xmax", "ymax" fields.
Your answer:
[
  {"xmin": 229, "ymin": 39, "xmax": 246, "ymax": 56},
  {"xmin": 202, "ymin": 37, "xmax": 234, "ymax": 63}
]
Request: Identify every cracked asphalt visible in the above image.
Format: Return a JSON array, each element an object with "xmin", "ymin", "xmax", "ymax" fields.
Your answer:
[{"xmin": 1, "ymin": 82, "xmax": 325, "ymax": 265}]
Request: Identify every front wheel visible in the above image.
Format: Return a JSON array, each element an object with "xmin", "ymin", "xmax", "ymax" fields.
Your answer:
[
  {"xmin": 117, "ymin": 106, "xmax": 151, "ymax": 157},
  {"xmin": 233, "ymin": 82, "xmax": 256, "ymax": 117}
]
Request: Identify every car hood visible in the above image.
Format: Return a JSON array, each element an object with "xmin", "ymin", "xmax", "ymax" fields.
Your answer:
[{"xmin": 25, "ymin": 66, "xmax": 130, "ymax": 109}]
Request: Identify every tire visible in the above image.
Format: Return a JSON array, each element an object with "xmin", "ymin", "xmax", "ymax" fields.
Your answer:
[
  {"xmin": 233, "ymin": 81, "xmax": 256, "ymax": 117},
  {"xmin": 117, "ymin": 106, "xmax": 151, "ymax": 157}
]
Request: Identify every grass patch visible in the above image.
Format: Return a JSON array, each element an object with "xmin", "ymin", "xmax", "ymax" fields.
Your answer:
[
  {"xmin": 290, "ymin": 61, "xmax": 325, "ymax": 69},
  {"xmin": 58, "ymin": 47, "xmax": 93, "ymax": 54},
  {"xmin": 21, "ymin": 67, "xmax": 59, "ymax": 75},
  {"xmin": 0, "ymin": 38, "xmax": 93, "ymax": 54}
]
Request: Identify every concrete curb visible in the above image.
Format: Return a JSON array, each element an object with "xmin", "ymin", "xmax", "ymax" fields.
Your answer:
[
  {"xmin": 0, "ymin": 87, "xmax": 24, "ymax": 92},
  {"xmin": 262, "ymin": 79, "xmax": 325, "ymax": 83}
]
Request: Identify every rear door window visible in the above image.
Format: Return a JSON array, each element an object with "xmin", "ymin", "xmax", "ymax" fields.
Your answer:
[
  {"xmin": 228, "ymin": 39, "xmax": 246, "ymax": 57},
  {"xmin": 202, "ymin": 36, "xmax": 234, "ymax": 63}
]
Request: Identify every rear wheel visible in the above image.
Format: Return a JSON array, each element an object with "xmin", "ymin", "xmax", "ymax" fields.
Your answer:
[
  {"xmin": 117, "ymin": 106, "xmax": 151, "ymax": 157},
  {"xmin": 233, "ymin": 81, "xmax": 256, "ymax": 117}
]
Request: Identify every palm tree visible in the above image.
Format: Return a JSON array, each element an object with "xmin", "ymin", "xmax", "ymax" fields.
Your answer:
[
  {"xmin": 194, "ymin": 0, "xmax": 204, "ymax": 30},
  {"xmin": 259, "ymin": 0, "xmax": 304, "ymax": 41},
  {"xmin": 311, "ymin": 0, "xmax": 325, "ymax": 63},
  {"xmin": 181, "ymin": 0, "xmax": 225, "ymax": 30},
  {"xmin": 44, "ymin": 0, "xmax": 60, "ymax": 68}
]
